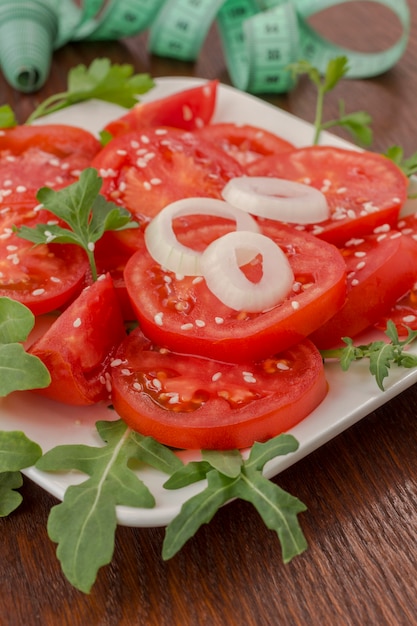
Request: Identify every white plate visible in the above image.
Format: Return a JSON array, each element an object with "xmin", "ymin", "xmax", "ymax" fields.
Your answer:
[{"xmin": 2, "ymin": 77, "xmax": 417, "ymax": 527}]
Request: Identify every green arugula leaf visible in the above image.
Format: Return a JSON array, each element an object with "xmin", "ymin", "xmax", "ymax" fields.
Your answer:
[
  {"xmin": 321, "ymin": 320, "xmax": 417, "ymax": 390},
  {"xmin": 288, "ymin": 56, "xmax": 372, "ymax": 145},
  {"xmin": 0, "ymin": 297, "xmax": 50, "ymax": 396},
  {"xmin": 25, "ymin": 58, "xmax": 154, "ymax": 124},
  {"xmin": 0, "ymin": 104, "xmax": 17, "ymax": 128},
  {"xmin": 384, "ymin": 145, "xmax": 417, "ymax": 178},
  {"xmin": 16, "ymin": 168, "xmax": 138, "ymax": 281},
  {"xmin": 36, "ymin": 419, "xmax": 182, "ymax": 593},
  {"xmin": 0, "ymin": 431, "xmax": 43, "ymax": 515},
  {"xmin": 162, "ymin": 434, "xmax": 306, "ymax": 563}
]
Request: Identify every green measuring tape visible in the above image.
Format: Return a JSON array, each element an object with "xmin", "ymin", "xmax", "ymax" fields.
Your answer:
[{"xmin": 0, "ymin": 0, "xmax": 410, "ymax": 94}]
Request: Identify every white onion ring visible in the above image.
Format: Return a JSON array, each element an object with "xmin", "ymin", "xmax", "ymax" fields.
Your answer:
[
  {"xmin": 200, "ymin": 230, "xmax": 294, "ymax": 312},
  {"xmin": 144, "ymin": 197, "xmax": 260, "ymax": 275},
  {"xmin": 222, "ymin": 176, "xmax": 330, "ymax": 224}
]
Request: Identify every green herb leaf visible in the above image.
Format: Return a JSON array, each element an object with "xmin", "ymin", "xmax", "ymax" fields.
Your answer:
[
  {"xmin": 384, "ymin": 145, "xmax": 417, "ymax": 177},
  {"xmin": 25, "ymin": 58, "xmax": 154, "ymax": 124},
  {"xmin": 0, "ymin": 297, "xmax": 50, "ymax": 396},
  {"xmin": 0, "ymin": 104, "xmax": 17, "ymax": 128},
  {"xmin": 321, "ymin": 320, "xmax": 417, "ymax": 390},
  {"xmin": 16, "ymin": 168, "xmax": 138, "ymax": 281},
  {"xmin": 0, "ymin": 431, "xmax": 43, "ymax": 515},
  {"xmin": 162, "ymin": 434, "xmax": 306, "ymax": 562},
  {"xmin": 36, "ymin": 419, "xmax": 182, "ymax": 593},
  {"xmin": 288, "ymin": 56, "xmax": 372, "ymax": 145}
]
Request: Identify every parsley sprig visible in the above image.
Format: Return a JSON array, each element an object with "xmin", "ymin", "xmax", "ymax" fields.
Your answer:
[
  {"xmin": 0, "ymin": 58, "xmax": 154, "ymax": 127},
  {"xmin": 321, "ymin": 320, "xmax": 417, "ymax": 390},
  {"xmin": 288, "ymin": 56, "xmax": 373, "ymax": 146},
  {"xmin": 16, "ymin": 168, "xmax": 138, "ymax": 281}
]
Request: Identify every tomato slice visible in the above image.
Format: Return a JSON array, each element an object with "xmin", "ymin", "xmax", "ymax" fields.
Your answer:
[
  {"xmin": 111, "ymin": 327, "xmax": 327, "ymax": 450},
  {"xmin": 0, "ymin": 124, "xmax": 101, "ymax": 204},
  {"xmin": 195, "ymin": 122, "xmax": 295, "ymax": 169},
  {"xmin": 92, "ymin": 127, "xmax": 244, "ymax": 224},
  {"xmin": 310, "ymin": 228, "xmax": 417, "ymax": 349},
  {"xmin": 29, "ymin": 273, "xmax": 126, "ymax": 405},
  {"xmin": 123, "ymin": 218, "xmax": 347, "ymax": 362},
  {"xmin": 247, "ymin": 146, "xmax": 408, "ymax": 246},
  {"xmin": 375, "ymin": 213, "xmax": 417, "ymax": 336},
  {"xmin": 103, "ymin": 80, "xmax": 218, "ymax": 138}
]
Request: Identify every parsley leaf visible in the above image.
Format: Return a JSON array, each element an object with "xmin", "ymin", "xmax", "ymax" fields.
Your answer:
[
  {"xmin": 0, "ymin": 104, "xmax": 17, "ymax": 128},
  {"xmin": 320, "ymin": 320, "xmax": 417, "ymax": 390},
  {"xmin": 288, "ymin": 56, "xmax": 373, "ymax": 146},
  {"xmin": 16, "ymin": 168, "xmax": 138, "ymax": 281},
  {"xmin": 384, "ymin": 145, "xmax": 417, "ymax": 178},
  {"xmin": 35, "ymin": 419, "xmax": 183, "ymax": 593},
  {"xmin": 162, "ymin": 434, "xmax": 306, "ymax": 563},
  {"xmin": 25, "ymin": 58, "xmax": 154, "ymax": 124}
]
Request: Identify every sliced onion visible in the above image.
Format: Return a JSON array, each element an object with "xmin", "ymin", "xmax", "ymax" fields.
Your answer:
[
  {"xmin": 222, "ymin": 176, "xmax": 330, "ymax": 224},
  {"xmin": 200, "ymin": 230, "xmax": 294, "ymax": 312},
  {"xmin": 144, "ymin": 197, "xmax": 260, "ymax": 276}
]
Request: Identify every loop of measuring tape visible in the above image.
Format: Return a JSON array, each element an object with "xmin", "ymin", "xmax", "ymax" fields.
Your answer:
[
  {"xmin": 149, "ymin": 0, "xmax": 410, "ymax": 93},
  {"xmin": 0, "ymin": 0, "xmax": 410, "ymax": 93}
]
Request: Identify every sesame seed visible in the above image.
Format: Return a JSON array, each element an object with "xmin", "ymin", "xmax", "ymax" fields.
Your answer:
[
  {"xmin": 181, "ymin": 323, "xmax": 193, "ymax": 330},
  {"xmin": 16, "ymin": 185, "xmax": 27, "ymax": 193},
  {"xmin": 182, "ymin": 105, "xmax": 193, "ymax": 121},
  {"xmin": 32, "ymin": 288, "xmax": 45, "ymax": 296},
  {"xmin": 111, "ymin": 359, "xmax": 123, "ymax": 367},
  {"xmin": 143, "ymin": 181, "xmax": 152, "ymax": 190},
  {"xmin": 402, "ymin": 315, "xmax": 417, "ymax": 324},
  {"xmin": 133, "ymin": 382, "xmax": 141, "ymax": 391},
  {"xmin": 195, "ymin": 319, "xmax": 206, "ymax": 327},
  {"xmin": 192, "ymin": 276, "xmax": 203, "ymax": 284},
  {"xmin": 215, "ymin": 317, "xmax": 224, "ymax": 324},
  {"xmin": 291, "ymin": 300, "xmax": 300, "ymax": 310},
  {"xmin": 73, "ymin": 318, "xmax": 82, "ymax": 328},
  {"xmin": 276, "ymin": 362, "xmax": 290, "ymax": 371},
  {"xmin": 150, "ymin": 178, "xmax": 162, "ymax": 185},
  {"xmin": 154, "ymin": 312, "xmax": 164, "ymax": 326},
  {"xmin": 356, "ymin": 261, "xmax": 366, "ymax": 270},
  {"xmin": 121, "ymin": 368, "xmax": 131, "ymax": 376},
  {"xmin": 212, "ymin": 372, "xmax": 222, "ymax": 382},
  {"xmin": 243, "ymin": 372, "xmax": 257, "ymax": 383}
]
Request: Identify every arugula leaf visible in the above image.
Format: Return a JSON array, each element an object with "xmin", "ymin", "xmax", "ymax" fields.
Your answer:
[
  {"xmin": 162, "ymin": 434, "xmax": 306, "ymax": 563},
  {"xmin": 288, "ymin": 56, "xmax": 372, "ymax": 146},
  {"xmin": 0, "ymin": 297, "xmax": 50, "ymax": 396},
  {"xmin": 321, "ymin": 320, "xmax": 417, "ymax": 390},
  {"xmin": 36, "ymin": 419, "xmax": 182, "ymax": 593},
  {"xmin": 384, "ymin": 145, "xmax": 417, "ymax": 178},
  {"xmin": 16, "ymin": 168, "xmax": 138, "ymax": 281},
  {"xmin": 0, "ymin": 104, "xmax": 17, "ymax": 128},
  {"xmin": 25, "ymin": 58, "xmax": 154, "ymax": 124},
  {"xmin": 0, "ymin": 431, "xmax": 43, "ymax": 515}
]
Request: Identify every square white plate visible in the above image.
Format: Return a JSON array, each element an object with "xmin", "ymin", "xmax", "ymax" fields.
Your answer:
[{"xmin": 2, "ymin": 77, "xmax": 416, "ymax": 527}]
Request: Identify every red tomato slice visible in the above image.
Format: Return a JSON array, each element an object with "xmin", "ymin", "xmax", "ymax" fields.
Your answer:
[
  {"xmin": 0, "ymin": 206, "xmax": 89, "ymax": 315},
  {"xmin": 195, "ymin": 122, "xmax": 295, "ymax": 169},
  {"xmin": 29, "ymin": 273, "xmax": 126, "ymax": 405},
  {"xmin": 375, "ymin": 213, "xmax": 417, "ymax": 335},
  {"xmin": 247, "ymin": 146, "xmax": 408, "ymax": 246},
  {"xmin": 123, "ymin": 218, "xmax": 347, "ymax": 362},
  {"xmin": 103, "ymin": 80, "xmax": 218, "ymax": 138},
  {"xmin": 0, "ymin": 124, "xmax": 101, "ymax": 204},
  {"xmin": 92, "ymin": 127, "xmax": 244, "ymax": 224},
  {"xmin": 310, "ymin": 228, "xmax": 417, "ymax": 349},
  {"xmin": 111, "ymin": 328, "xmax": 328, "ymax": 450}
]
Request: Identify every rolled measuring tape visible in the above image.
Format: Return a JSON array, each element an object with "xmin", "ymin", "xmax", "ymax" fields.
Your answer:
[
  {"xmin": 149, "ymin": 0, "xmax": 410, "ymax": 93},
  {"xmin": 0, "ymin": 0, "xmax": 410, "ymax": 94}
]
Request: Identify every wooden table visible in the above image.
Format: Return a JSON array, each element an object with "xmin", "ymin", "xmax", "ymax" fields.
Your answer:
[{"xmin": 1, "ymin": 3, "xmax": 417, "ymax": 624}]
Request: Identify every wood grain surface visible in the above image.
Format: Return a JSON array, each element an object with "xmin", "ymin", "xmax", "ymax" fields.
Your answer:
[{"xmin": 1, "ymin": 2, "xmax": 417, "ymax": 625}]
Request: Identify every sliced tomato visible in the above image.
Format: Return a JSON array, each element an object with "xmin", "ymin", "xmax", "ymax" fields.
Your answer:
[
  {"xmin": 111, "ymin": 327, "xmax": 327, "ymax": 450},
  {"xmin": 92, "ymin": 127, "xmax": 244, "ymax": 224},
  {"xmin": 0, "ymin": 206, "xmax": 89, "ymax": 315},
  {"xmin": 375, "ymin": 213, "xmax": 417, "ymax": 335},
  {"xmin": 310, "ymin": 228, "xmax": 417, "ymax": 349},
  {"xmin": 123, "ymin": 218, "xmax": 347, "ymax": 362},
  {"xmin": 0, "ymin": 124, "xmax": 101, "ymax": 205},
  {"xmin": 103, "ymin": 80, "xmax": 218, "ymax": 138},
  {"xmin": 29, "ymin": 273, "xmax": 126, "ymax": 405},
  {"xmin": 247, "ymin": 146, "xmax": 408, "ymax": 246},
  {"xmin": 195, "ymin": 122, "xmax": 294, "ymax": 169}
]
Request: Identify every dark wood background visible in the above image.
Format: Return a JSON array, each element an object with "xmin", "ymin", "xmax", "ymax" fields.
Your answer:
[{"xmin": 1, "ymin": 2, "xmax": 417, "ymax": 624}]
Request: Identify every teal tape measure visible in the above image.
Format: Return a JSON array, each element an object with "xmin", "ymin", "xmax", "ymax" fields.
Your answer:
[{"xmin": 0, "ymin": 0, "xmax": 410, "ymax": 94}]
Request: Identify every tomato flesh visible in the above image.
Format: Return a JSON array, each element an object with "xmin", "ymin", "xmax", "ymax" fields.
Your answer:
[
  {"xmin": 111, "ymin": 328, "xmax": 328, "ymax": 450},
  {"xmin": 247, "ymin": 146, "xmax": 408, "ymax": 246},
  {"xmin": 123, "ymin": 218, "xmax": 347, "ymax": 362},
  {"xmin": 103, "ymin": 80, "xmax": 218, "ymax": 138},
  {"xmin": 29, "ymin": 273, "xmax": 126, "ymax": 405},
  {"xmin": 310, "ymin": 228, "xmax": 417, "ymax": 349},
  {"xmin": 92, "ymin": 127, "xmax": 244, "ymax": 224}
]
